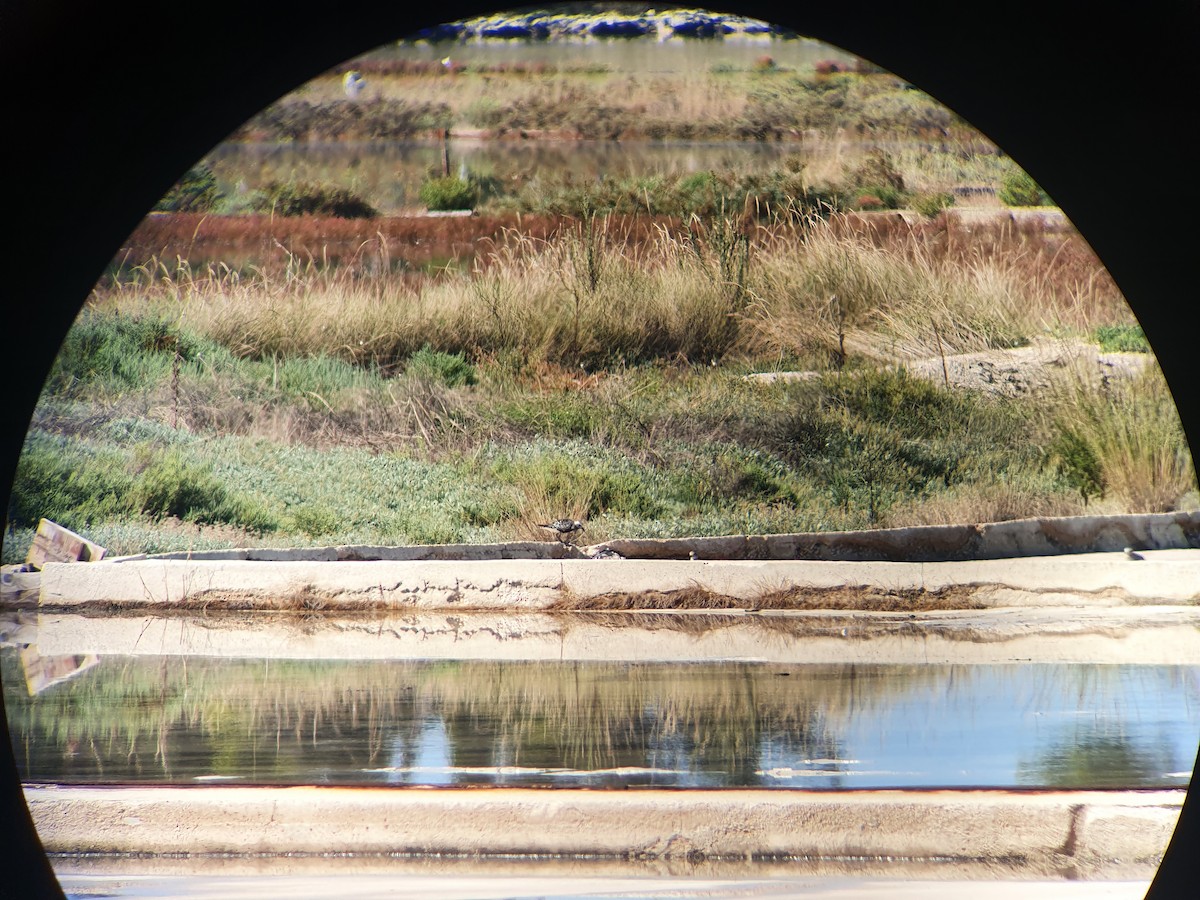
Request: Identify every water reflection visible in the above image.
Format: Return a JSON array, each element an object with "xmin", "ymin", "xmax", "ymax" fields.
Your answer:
[{"xmin": 4, "ymin": 645, "xmax": 1196, "ymax": 790}]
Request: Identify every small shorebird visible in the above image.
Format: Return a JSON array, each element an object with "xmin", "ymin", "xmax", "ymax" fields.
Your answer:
[
  {"xmin": 538, "ymin": 518, "xmax": 585, "ymax": 544},
  {"xmin": 1124, "ymin": 547, "xmax": 1145, "ymax": 560}
]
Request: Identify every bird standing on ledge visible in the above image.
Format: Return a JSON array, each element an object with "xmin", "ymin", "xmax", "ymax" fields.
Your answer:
[{"xmin": 539, "ymin": 519, "xmax": 585, "ymax": 544}]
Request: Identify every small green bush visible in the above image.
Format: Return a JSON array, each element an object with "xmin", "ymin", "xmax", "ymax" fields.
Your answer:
[
  {"xmin": 9, "ymin": 434, "xmax": 136, "ymax": 530},
  {"xmin": 253, "ymin": 181, "xmax": 377, "ymax": 218},
  {"xmin": 592, "ymin": 469, "xmax": 664, "ymax": 519},
  {"xmin": 998, "ymin": 169, "xmax": 1050, "ymax": 206},
  {"xmin": 912, "ymin": 191, "xmax": 955, "ymax": 218},
  {"xmin": 155, "ymin": 163, "xmax": 226, "ymax": 213},
  {"xmin": 674, "ymin": 170, "xmax": 725, "ymax": 217},
  {"xmin": 134, "ymin": 450, "xmax": 228, "ymax": 522},
  {"xmin": 46, "ymin": 313, "xmax": 195, "ymax": 396},
  {"xmin": 419, "ymin": 176, "xmax": 477, "ymax": 211},
  {"xmin": 1049, "ymin": 428, "xmax": 1105, "ymax": 505},
  {"xmin": 129, "ymin": 447, "xmax": 276, "ymax": 533},
  {"xmin": 843, "ymin": 151, "xmax": 908, "ymax": 210},
  {"xmin": 766, "ymin": 369, "xmax": 1016, "ymax": 522},
  {"xmin": 289, "ymin": 504, "xmax": 340, "ymax": 538},
  {"xmin": 1094, "ymin": 323, "xmax": 1150, "ymax": 353},
  {"xmin": 405, "ymin": 345, "xmax": 477, "ymax": 386}
]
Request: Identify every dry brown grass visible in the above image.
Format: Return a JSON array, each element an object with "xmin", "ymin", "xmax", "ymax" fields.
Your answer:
[
  {"xmin": 101, "ymin": 211, "xmax": 1128, "ymax": 375},
  {"xmin": 1046, "ymin": 361, "xmax": 1198, "ymax": 513},
  {"xmin": 882, "ymin": 484, "xmax": 1087, "ymax": 528},
  {"xmin": 552, "ymin": 582, "xmax": 988, "ymax": 612}
]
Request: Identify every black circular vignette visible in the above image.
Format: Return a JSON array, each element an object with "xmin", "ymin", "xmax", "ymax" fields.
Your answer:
[{"xmin": 2, "ymin": 3, "xmax": 1196, "ymax": 898}]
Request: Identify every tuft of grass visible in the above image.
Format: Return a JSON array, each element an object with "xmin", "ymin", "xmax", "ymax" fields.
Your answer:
[
  {"xmin": 46, "ymin": 311, "xmax": 197, "ymax": 397},
  {"xmin": 405, "ymin": 345, "xmax": 477, "ymax": 386},
  {"xmin": 155, "ymin": 163, "xmax": 225, "ymax": 213},
  {"xmin": 1047, "ymin": 363, "xmax": 1197, "ymax": 512},
  {"xmin": 8, "ymin": 432, "xmax": 137, "ymax": 532},
  {"xmin": 766, "ymin": 368, "xmax": 1031, "ymax": 525}
]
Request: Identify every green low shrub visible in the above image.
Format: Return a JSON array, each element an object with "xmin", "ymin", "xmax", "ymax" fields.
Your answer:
[
  {"xmin": 288, "ymin": 504, "xmax": 340, "ymax": 538},
  {"xmin": 767, "ymin": 369, "xmax": 1022, "ymax": 522},
  {"xmin": 155, "ymin": 163, "xmax": 225, "ymax": 213},
  {"xmin": 998, "ymin": 169, "xmax": 1050, "ymax": 206},
  {"xmin": 46, "ymin": 313, "xmax": 195, "ymax": 396},
  {"xmin": 9, "ymin": 434, "xmax": 136, "ymax": 530},
  {"xmin": 405, "ymin": 345, "xmax": 477, "ymax": 386},
  {"xmin": 1049, "ymin": 428, "xmax": 1105, "ymax": 505},
  {"xmin": 912, "ymin": 191, "xmax": 955, "ymax": 218},
  {"xmin": 419, "ymin": 176, "xmax": 477, "ymax": 211},
  {"xmin": 1094, "ymin": 323, "xmax": 1150, "ymax": 353},
  {"xmin": 252, "ymin": 181, "xmax": 377, "ymax": 218},
  {"xmin": 134, "ymin": 449, "xmax": 226, "ymax": 521}
]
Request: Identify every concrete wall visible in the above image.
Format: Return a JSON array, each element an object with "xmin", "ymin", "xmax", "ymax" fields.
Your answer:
[
  {"xmin": 101, "ymin": 512, "xmax": 1200, "ymax": 565},
  {"xmin": 36, "ymin": 549, "xmax": 1200, "ymax": 608},
  {"xmin": 603, "ymin": 511, "xmax": 1200, "ymax": 562},
  {"xmin": 24, "ymin": 786, "xmax": 1183, "ymax": 880}
]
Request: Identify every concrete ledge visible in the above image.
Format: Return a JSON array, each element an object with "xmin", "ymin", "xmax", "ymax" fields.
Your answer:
[
  {"xmin": 140, "ymin": 541, "xmax": 581, "ymax": 563},
  {"xmin": 25, "ymin": 785, "xmax": 1183, "ymax": 879},
  {"xmin": 35, "ymin": 550, "xmax": 1200, "ymax": 609},
  {"xmin": 602, "ymin": 512, "xmax": 1200, "ymax": 562}
]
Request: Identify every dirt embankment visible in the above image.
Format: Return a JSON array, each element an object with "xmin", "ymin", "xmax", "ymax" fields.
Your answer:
[{"xmin": 746, "ymin": 338, "xmax": 1153, "ymax": 399}]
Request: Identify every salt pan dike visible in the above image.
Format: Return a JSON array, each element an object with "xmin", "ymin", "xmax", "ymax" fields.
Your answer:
[{"xmin": 17, "ymin": 513, "xmax": 1200, "ymax": 612}]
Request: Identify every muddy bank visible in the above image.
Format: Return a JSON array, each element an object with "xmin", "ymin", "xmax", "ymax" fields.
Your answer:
[{"xmin": 26, "ymin": 785, "xmax": 1182, "ymax": 882}]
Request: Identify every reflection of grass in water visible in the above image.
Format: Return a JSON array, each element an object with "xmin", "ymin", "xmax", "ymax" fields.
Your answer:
[
  {"xmin": 5, "ymin": 651, "xmax": 948, "ymax": 781},
  {"xmin": 1017, "ymin": 665, "xmax": 1200, "ymax": 788},
  {"xmin": 554, "ymin": 584, "xmax": 988, "ymax": 613}
]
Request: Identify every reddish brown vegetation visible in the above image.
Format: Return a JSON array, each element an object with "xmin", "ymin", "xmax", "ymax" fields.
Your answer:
[
  {"xmin": 117, "ymin": 212, "xmax": 685, "ymax": 275},
  {"xmin": 120, "ymin": 210, "xmax": 1118, "ymax": 305}
]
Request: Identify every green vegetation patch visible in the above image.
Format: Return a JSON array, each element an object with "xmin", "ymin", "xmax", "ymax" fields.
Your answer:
[
  {"xmin": 251, "ymin": 181, "xmax": 377, "ymax": 218},
  {"xmin": 405, "ymin": 345, "xmax": 478, "ymax": 386},
  {"xmin": 766, "ymin": 369, "xmax": 1032, "ymax": 524},
  {"xmin": 155, "ymin": 163, "xmax": 225, "ymax": 213},
  {"xmin": 419, "ymin": 176, "xmax": 478, "ymax": 212},
  {"xmin": 1094, "ymin": 323, "xmax": 1150, "ymax": 353},
  {"xmin": 9, "ymin": 431, "xmax": 278, "ymax": 542},
  {"xmin": 46, "ymin": 312, "xmax": 201, "ymax": 397},
  {"xmin": 999, "ymin": 168, "xmax": 1051, "ymax": 207}
]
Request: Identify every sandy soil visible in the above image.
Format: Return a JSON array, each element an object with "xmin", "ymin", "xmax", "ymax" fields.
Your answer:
[{"xmin": 747, "ymin": 338, "xmax": 1152, "ymax": 399}]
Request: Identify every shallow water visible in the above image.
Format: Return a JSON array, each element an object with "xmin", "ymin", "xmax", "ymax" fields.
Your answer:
[{"xmin": 5, "ymin": 645, "xmax": 1197, "ymax": 790}]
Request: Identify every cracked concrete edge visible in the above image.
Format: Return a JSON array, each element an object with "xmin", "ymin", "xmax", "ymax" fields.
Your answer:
[
  {"xmin": 31, "ymin": 551, "xmax": 1200, "ymax": 608},
  {"xmin": 24, "ymin": 786, "xmax": 1183, "ymax": 879}
]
